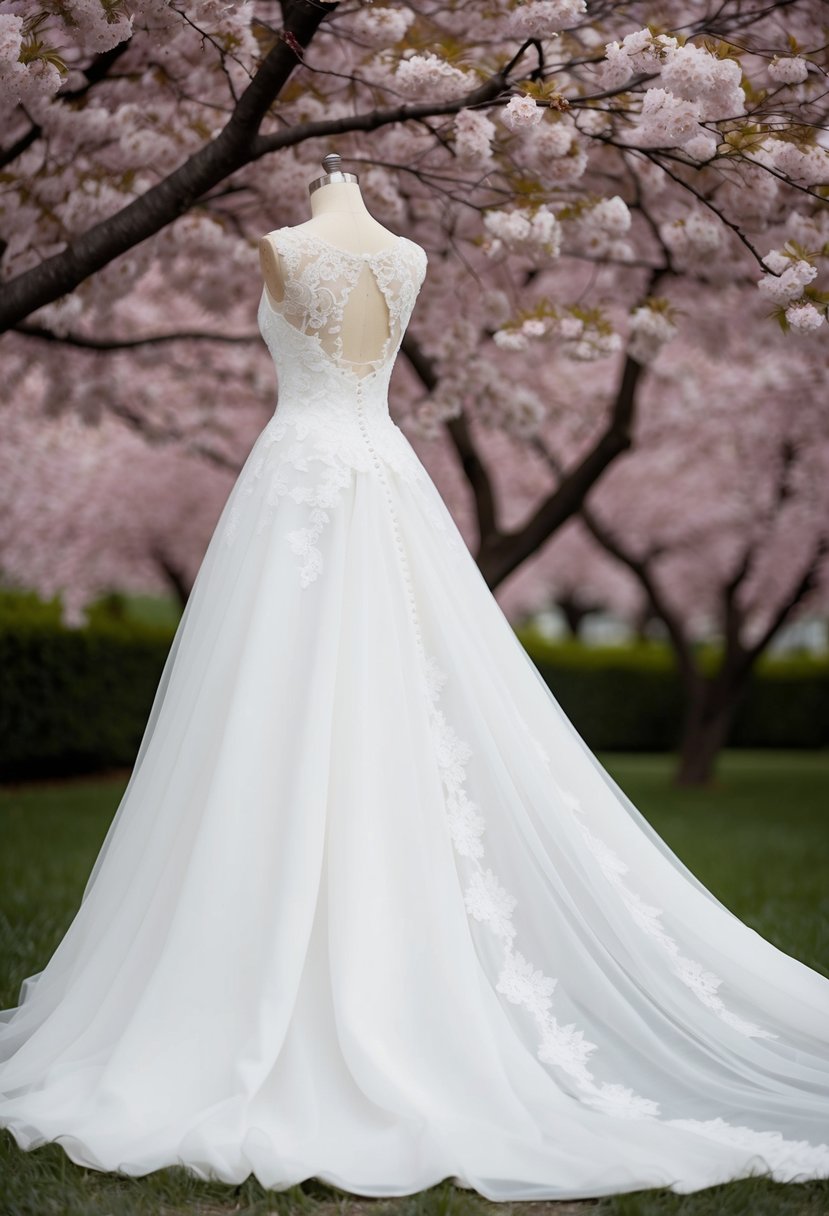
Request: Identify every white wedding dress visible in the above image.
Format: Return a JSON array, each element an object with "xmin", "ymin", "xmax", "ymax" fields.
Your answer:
[{"xmin": 1, "ymin": 227, "xmax": 827, "ymax": 1201}]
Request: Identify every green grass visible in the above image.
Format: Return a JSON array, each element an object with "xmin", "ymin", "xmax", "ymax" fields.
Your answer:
[
  {"xmin": 604, "ymin": 751, "xmax": 829, "ymax": 979},
  {"xmin": 1, "ymin": 753, "xmax": 827, "ymax": 1215}
]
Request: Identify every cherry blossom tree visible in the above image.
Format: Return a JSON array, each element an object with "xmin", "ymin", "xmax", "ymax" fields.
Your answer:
[
  {"xmin": 1, "ymin": 1, "xmax": 828, "ymax": 772},
  {"xmin": 490, "ymin": 276, "xmax": 829, "ymax": 785}
]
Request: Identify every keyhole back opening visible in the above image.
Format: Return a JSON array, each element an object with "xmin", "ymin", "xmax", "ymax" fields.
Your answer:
[
  {"xmin": 261, "ymin": 229, "xmax": 423, "ymax": 384},
  {"xmin": 334, "ymin": 262, "xmax": 393, "ymax": 377}
]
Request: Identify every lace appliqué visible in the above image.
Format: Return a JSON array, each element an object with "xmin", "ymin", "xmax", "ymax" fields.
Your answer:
[
  {"xmin": 262, "ymin": 227, "xmax": 425, "ymax": 384},
  {"xmin": 514, "ymin": 722, "xmax": 777, "ymax": 1042},
  {"xmin": 422, "ymin": 655, "xmax": 660, "ymax": 1120},
  {"xmin": 427, "ymin": 679, "xmax": 829, "ymax": 1166}
]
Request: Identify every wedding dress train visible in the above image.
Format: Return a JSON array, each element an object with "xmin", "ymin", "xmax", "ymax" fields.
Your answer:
[{"xmin": 1, "ymin": 227, "xmax": 827, "ymax": 1201}]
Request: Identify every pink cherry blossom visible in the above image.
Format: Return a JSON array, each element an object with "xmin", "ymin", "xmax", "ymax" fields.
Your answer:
[
  {"xmin": 632, "ymin": 89, "xmax": 705, "ymax": 147},
  {"xmin": 394, "ymin": 51, "xmax": 478, "ymax": 100},
  {"xmin": 453, "ymin": 108, "xmax": 497, "ymax": 166},
  {"xmin": 501, "ymin": 94, "xmax": 543, "ymax": 131},
  {"xmin": 757, "ymin": 258, "xmax": 818, "ymax": 306},
  {"xmin": 506, "ymin": 0, "xmax": 587, "ymax": 39},
  {"xmin": 348, "ymin": 5, "xmax": 416, "ymax": 47},
  {"xmin": 627, "ymin": 305, "xmax": 678, "ymax": 364},
  {"xmin": 768, "ymin": 56, "xmax": 810, "ymax": 85},
  {"xmin": 785, "ymin": 302, "xmax": 825, "ymax": 333},
  {"xmin": 682, "ymin": 131, "xmax": 718, "ymax": 161},
  {"xmin": 600, "ymin": 29, "xmax": 679, "ymax": 90},
  {"xmin": 483, "ymin": 205, "xmax": 562, "ymax": 257}
]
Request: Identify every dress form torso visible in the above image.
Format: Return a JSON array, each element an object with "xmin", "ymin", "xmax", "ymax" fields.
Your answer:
[{"xmin": 258, "ymin": 180, "xmax": 399, "ymax": 370}]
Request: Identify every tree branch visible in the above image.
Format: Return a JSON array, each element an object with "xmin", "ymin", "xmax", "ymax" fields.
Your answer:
[
  {"xmin": 0, "ymin": 0, "xmax": 338, "ymax": 333},
  {"xmin": 400, "ymin": 330, "xmax": 500, "ymax": 543},
  {"xmin": 744, "ymin": 534, "xmax": 828, "ymax": 668},
  {"xmin": 250, "ymin": 65, "xmax": 520, "ymax": 158},
  {"xmin": 105, "ymin": 399, "xmax": 242, "ymax": 471},
  {"xmin": 531, "ymin": 435, "xmax": 700, "ymax": 691},
  {"xmin": 402, "ymin": 265, "xmax": 671, "ymax": 588},
  {"xmin": 478, "ymin": 351, "xmax": 642, "ymax": 587},
  {"xmin": 14, "ymin": 323, "xmax": 257, "ymax": 350},
  {"xmin": 720, "ymin": 437, "xmax": 796, "ymax": 662}
]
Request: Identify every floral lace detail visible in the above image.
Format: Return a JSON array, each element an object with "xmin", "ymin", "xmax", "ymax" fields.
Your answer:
[
  {"xmin": 512, "ymin": 718, "xmax": 777, "ymax": 1040},
  {"xmin": 281, "ymin": 461, "xmax": 355, "ymax": 589},
  {"xmin": 221, "ymin": 227, "xmax": 462, "ymax": 581},
  {"xmin": 427, "ymin": 682, "xmax": 829, "ymax": 1164},
  {"xmin": 421, "ymin": 653, "xmax": 661, "ymax": 1120},
  {"xmin": 263, "ymin": 227, "xmax": 425, "ymax": 382},
  {"xmin": 566, "ymin": 792, "xmax": 776, "ymax": 1039}
]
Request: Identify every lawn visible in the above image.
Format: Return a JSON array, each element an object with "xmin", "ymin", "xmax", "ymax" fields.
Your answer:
[{"xmin": 0, "ymin": 752, "xmax": 827, "ymax": 1216}]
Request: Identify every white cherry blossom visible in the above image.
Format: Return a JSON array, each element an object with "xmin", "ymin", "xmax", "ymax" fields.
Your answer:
[
  {"xmin": 757, "ymin": 258, "xmax": 818, "ymax": 306},
  {"xmin": 628, "ymin": 305, "xmax": 678, "ymax": 364},
  {"xmin": 506, "ymin": 0, "xmax": 587, "ymax": 39},
  {"xmin": 348, "ymin": 5, "xmax": 416, "ymax": 47},
  {"xmin": 785, "ymin": 302, "xmax": 825, "ymax": 334},
  {"xmin": 768, "ymin": 56, "xmax": 810, "ymax": 85},
  {"xmin": 501, "ymin": 93, "xmax": 543, "ymax": 131},
  {"xmin": 394, "ymin": 51, "xmax": 478, "ymax": 100},
  {"xmin": 453, "ymin": 108, "xmax": 497, "ymax": 165}
]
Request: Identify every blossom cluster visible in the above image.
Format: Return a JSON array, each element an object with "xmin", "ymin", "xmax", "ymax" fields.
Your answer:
[
  {"xmin": 563, "ymin": 195, "xmax": 634, "ymax": 261},
  {"xmin": 493, "ymin": 307, "xmax": 623, "ymax": 364},
  {"xmin": 600, "ymin": 30, "xmax": 745, "ymax": 153},
  {"xmin": 65, "ymin": 0, "xmax": 134, "ymax": 54},
  {"xmin": 0, "ymin": 13, "xmax": 62, "ymax": 108},
  {"xmin": 627, "ymin": 304, "xmax": 678, "ymax": 364},
  {"xmin": 750, "ymin": 135, "xmax": 829, "ymax": 190},
  {"xmin": 501, "ymin": 93, "xmax": 543, "ymax": 131},
  {"xmin": 506, "ymin": 0, "xmax": 587, "ymax": 39},
  {"xmin": 347, "ymin": 5, "xmax": 416, "ymax": 47},
  {"xmin": 394, "ymin": 50, "xmax": 478, "ymax": 100},
  {"xmin": 482, "ymin": 205, "xmax": 562, "ymax": 258},
  {"xmin": 600, "ymin": 29, "xmax": 681, "ymax": 89},
  {"xmin": 658, "ymin": 209, "xmax": 722, "ymax": 268},
  {"xmin": 517, "ymin": 115, "xmax": 589, "ymax": 187},
  {"xmin": 757, "ymin": 248, "xmax": 825, "ymax": 334},
  {"xmin": 767, "ymin": 56, "xmax": 810, "ymax": 85},
  {"xmin": 453, "ymin": 108, "xmax": 497, "ymax": 166},
  {"xmin": 558, "ymin": 315, "xmax": 624, "ymax": 362}
]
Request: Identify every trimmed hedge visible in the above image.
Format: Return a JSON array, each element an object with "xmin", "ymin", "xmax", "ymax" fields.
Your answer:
[
  {"xmin": 0, "ymin": 616, "xmax": 173, "ymax": 780},
  {"xmin": 517, "ymin": 629, "xmax": 829, "ymax": 753},
  {"xmin": 0, "ymin": 605, "xmax": 827, "ymax": 779}
]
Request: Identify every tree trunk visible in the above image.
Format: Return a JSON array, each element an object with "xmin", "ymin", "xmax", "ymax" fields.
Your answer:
[
  {"xmin": 153, "ymin": 549, "xmax": 192, "ymax": 612},
  {"xmin": 557, "ymin": 595, "xmax": 598, "ymax": 638},
  {"xmin": 674, "ymin": 681, "xmax": 744, "ymax": 787}
]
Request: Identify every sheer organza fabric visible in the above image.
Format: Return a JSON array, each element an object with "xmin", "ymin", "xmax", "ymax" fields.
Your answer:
[{"xmin": 1, "ymin": 228, "xmax": 827, "ymax": 1200}]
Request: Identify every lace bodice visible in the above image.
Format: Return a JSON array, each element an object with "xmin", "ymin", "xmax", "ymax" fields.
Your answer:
[
  {"xmin": 258, "ymin": 225, "xmax": 428, "ymax": 416},
  {"xmin": 223, "ymin": 224, "xmax": 464, "ymax": 576}
]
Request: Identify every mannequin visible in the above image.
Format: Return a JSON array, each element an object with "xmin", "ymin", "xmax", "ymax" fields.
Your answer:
[{"xmin": 258, "ymin": 152, "xmax": 398, "ymax": 368}]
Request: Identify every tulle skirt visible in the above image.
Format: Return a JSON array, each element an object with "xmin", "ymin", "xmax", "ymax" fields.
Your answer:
[{"xmin": 1, "ymin": 408, "xmax": 828, "ymax": 1200}]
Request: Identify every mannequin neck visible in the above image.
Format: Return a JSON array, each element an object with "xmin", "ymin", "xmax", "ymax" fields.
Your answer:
[{"xmin": 309, "ymin": 180, "xmax": 370, "ymax": 218}]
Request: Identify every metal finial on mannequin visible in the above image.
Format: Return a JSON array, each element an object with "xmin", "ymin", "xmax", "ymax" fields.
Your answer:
[{"xmin": 309, "ymin": 151, "xmax": 359, "ymax": 194}]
